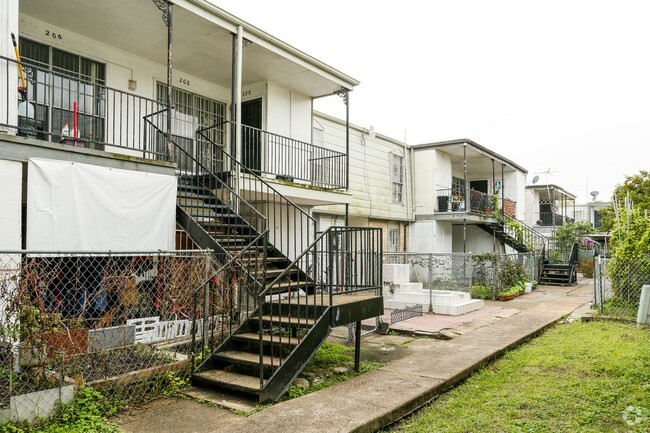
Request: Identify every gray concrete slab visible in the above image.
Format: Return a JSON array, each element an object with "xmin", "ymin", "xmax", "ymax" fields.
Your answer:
[{"xmin": 116, "ymin": 281, "xmax": 594, "ymax": 433}]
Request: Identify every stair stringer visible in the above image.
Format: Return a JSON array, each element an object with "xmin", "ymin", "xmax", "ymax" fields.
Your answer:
[
  {"xmin": 176, "ymin": 205, "xmax": 229, "ymax": 259},
  {"xmin": 259, "ymin": 307, "xmax": 332, "ymax": 404},
  {"xmin": 477, "ymin": 223, "xmax": 528, "ymax": 253}
]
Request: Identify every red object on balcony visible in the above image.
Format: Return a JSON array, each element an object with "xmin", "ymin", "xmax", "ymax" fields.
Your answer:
[{"xmin": 503, "ymin": 199, "xmax": 516, "ymax": 216}]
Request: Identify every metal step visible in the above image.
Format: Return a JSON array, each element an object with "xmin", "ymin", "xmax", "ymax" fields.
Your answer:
[
  {"xmin": 231, "ymin": 332, "xmax": 300, "ymax": 347},
  {"xmin": 213, "ymin": 350, "xmax": 280, "ymax": 369},
  {"xmin": 258, "ymin": 314, "xmax": 316, "ymax": 327},
  {"xmin": 269, "ymin": 280, "xmax": 316, "ymax": 292},
  {"xmin": 193, "ymin": 369, "xmax": 262, "ymax": 395}
]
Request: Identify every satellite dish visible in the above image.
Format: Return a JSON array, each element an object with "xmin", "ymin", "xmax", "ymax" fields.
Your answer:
[
  {"xmin": 590, "ymin": 191, "xmax": 599, "ymax": 201},
  {"xmin": 532, "ymin": 175, "xmax": 539, "ymax": 184}
]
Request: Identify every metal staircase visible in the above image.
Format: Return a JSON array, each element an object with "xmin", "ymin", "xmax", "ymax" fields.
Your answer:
[
  {"xmin": 539, "ymin": 242, "xmax": 578, "ymax": 286},
  {"xmin": 478, "ymin": 213, "xmax": 547, "ymax": 254},
  {"xmin": 145, "ymin": 118, "xmax": 383, "ymax": 403}
]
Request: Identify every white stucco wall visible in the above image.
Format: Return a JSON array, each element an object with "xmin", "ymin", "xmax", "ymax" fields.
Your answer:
[
  {"xmin": 0, "ymin": 159, "xmax": 22, "ymax": 250},
  {"xmin": 451, "ymin": 225, "xmax": 503, "ymax": 254},
  {"xmin": 413, "ymin": 148, "xmax": 451, "ymax": 215},
  {"xmin": 408, "ymin": 220, "xmax": 451, "ymax": 253}
]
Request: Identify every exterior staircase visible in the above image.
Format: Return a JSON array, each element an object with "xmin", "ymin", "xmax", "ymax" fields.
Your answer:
[
  {"xmin": 478, "ymin": 213, "xmax": 547, "ymax": 254},
  {"xmin": 538, "ymin": 263, "xmax": 576, "ymax": 286},
  {"xmin": 150, "ymin": 120, "xmax": 383, "ymax": 403},
  {"xmin": 539, "ymin": 242, "xmax": 579, "ymax": 286}
]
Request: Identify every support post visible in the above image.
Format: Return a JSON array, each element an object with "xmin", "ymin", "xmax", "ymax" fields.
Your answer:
[
  {"xmin": 234, "ymin": 26, "xmax": 243, "ymax": 196},
  {"xmin": 354, "ymin": 320, "xmax": 361, "ymax": 372},
  {"xmin": 165, "ymin": 2, "xmax": 173, "ymax": 159}
]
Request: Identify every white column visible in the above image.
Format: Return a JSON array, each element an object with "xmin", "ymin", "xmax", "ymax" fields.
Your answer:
[
  {"xmin": 0, "ymin": 0, "xmax": 19, "ymax": 134},
  {"xmin": 234, "ymin": 25, "xmax": 243, "ymax": 200}
]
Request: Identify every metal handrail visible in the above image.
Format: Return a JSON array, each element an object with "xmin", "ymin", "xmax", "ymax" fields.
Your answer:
[
  {"xmin": 201, "ymin": 120, "xmax": 346, "ymax": 190},
  {"xmin": 1, "ymin": 54, "xmax": 167, "ymax": 159},
  {"xmin": 196, "ymin": 123, "xmax": 316, "ymax": 262}
]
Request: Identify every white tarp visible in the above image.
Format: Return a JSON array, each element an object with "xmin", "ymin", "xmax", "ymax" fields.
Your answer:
[{"xmin": 27, "ymin": 158, "xmax": 176, "ymax": 251}]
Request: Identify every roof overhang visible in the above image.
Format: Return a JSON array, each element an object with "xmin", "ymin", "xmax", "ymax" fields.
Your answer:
[
  {"xmin": 19, "ymin": 0, "xmax": 359, "ymax": 98},
  {"xmin": 412, "ymin": 139, "xmax": 528, "ymax": 175}
]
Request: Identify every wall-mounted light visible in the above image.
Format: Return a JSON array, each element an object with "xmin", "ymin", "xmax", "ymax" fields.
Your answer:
[{"xmin": 128, "ymin": 79, "xmax": 137, "ymax": 91}]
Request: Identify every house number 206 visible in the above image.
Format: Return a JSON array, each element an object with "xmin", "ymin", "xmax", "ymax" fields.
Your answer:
[{"xmin": 45, "ymin": 30, "xmax": 63, "ymax": 40}]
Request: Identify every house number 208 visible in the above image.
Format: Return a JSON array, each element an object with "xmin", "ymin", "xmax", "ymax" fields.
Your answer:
[{"xmin": 45, "ymin": 30, "xmax": 63, "ymax": 40}]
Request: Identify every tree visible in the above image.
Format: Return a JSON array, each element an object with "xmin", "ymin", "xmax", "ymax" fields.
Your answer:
[
  {"xmin": 600, "ymin": 170, "xmax": 650, "ymax": 231},
  {"xmin": 608, "ymin": 209, "xmax": 650, "ymax": 302},
  {"xmin": 552, "ymin": 220, "xmax": 593, "ymax": 251}
]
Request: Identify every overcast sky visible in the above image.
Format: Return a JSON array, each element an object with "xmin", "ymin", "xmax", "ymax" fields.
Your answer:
[{"xmin": 212, "ymin": 0, "xmax": 648, "ymax": 203}]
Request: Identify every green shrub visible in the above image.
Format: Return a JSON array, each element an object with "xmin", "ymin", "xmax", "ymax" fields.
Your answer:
[
  {"xmin": 470, "ymin": 285, "xmax": 494, "ymax": 300},
  {"xmin": 578, "ymin": 258, "xmax": 594, "ymax": 278},
  {"xmin": 498, "ymin": 260, "xmax": 527, "ymax": 289}
]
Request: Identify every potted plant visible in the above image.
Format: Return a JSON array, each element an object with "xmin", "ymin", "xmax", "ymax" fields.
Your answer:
[{"xmin": 498, "ymin": 286, "xmax": 519, "ymax": 301}]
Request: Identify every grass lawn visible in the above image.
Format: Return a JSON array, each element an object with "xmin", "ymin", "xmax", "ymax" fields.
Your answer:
[{"xmin": 389, "ymin": 321, "xmax": 650, "ymax": 433}]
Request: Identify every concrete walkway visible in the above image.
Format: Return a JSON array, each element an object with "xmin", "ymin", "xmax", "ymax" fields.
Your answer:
[{"xmin": 116, "ymin": 282, "xmax": 593, "ymax": 433}]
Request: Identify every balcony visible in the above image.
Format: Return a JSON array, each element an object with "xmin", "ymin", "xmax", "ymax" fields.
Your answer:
[
  {"xmin": 1, "ymin": 55, "xmax": 346, "ymax": 190},
  {"xmin": 436, "ymin": 188, "xmax": 516, "ymax": 215},
  {"xmin": 537, "ymin": 212, "xmax": 574, "ymax": 227}
]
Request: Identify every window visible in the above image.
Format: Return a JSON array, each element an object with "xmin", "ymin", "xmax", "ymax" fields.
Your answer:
[
  {"xmin": 156, "ymin": 83, "xmax": 226, "ymax": 172},
  {"xmin": 593, "ymin": 210, "xmax": 603, "ymax": 228},
  {"xmin": 392, "ymin": 154, "xmax": 404, "ymax": 203},
  {"xmin": 452, "ymin": 176, "xmax": 465, "ymax": 196},
  {"xmin": 388, "ymin": 227, "xmax": 399, "ymax": 252},
  {"xmin": 19, "ymin": 39, "xmax": 106, "ymax": 142}
]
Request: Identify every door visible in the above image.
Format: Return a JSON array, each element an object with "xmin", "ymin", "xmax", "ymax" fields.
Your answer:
[{"xmin": 241, "ymin": 98, "xmax": 262, "ymax": 172}]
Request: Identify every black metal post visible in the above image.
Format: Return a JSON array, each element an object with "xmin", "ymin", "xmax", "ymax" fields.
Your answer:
[
  {"xmin": 166, "ymin": 2, "xmax": 173, "ymax": 159},
  {"xmin": 230, "ymin": 33, "xmax": 237, "ymax": 156},
  {"xmin": 345, "ymin": 89, "xmax": 350, "ymax": 190},
  {"xmin": 354, "ymin": 320, "xmax": 361, "ymax": 372}
]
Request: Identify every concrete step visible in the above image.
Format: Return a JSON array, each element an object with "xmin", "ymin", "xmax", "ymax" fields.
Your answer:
[{"xmin": 384, "ymin": 290, "xmax": 484, "ymax": 316}]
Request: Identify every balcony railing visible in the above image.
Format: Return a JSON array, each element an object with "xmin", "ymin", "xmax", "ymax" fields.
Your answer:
[
  {"xmin": 1, "ymin": 55, "xmax": 168, "ymax": 160},
  {"xmin": 1, "ymin": 56, "xmax": 346, "ymax": 189},
  {"xmin": 537, "ymin": 212, "xmax": 574, "ymax": 227},
  {"xmin": 221, "ymin": 121, "xmax": 346, "ymax": 190},
  {"xmin": 435, "ymin": 188, "xmax": 517, "ymax": 217}
]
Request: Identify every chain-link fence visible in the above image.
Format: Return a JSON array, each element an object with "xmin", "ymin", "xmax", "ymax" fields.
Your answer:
[
  {"xmin": 0, "ymin": 250, "xmax": 221, "ymax": 424},
  {"xmin": 594, "ymin": 254, "xmax": 650, "ymax": 318},
  {"xmin": 383, "ymin": 252, "xmax": 537, "ymax": 301}
]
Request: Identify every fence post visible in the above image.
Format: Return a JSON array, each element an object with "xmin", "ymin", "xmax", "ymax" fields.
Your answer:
[{"xmin": 428, "ymin": 254, "xmax": 433, "ymax": 313}]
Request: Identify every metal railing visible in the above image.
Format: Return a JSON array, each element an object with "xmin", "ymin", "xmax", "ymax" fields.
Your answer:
[
  {"xmin": 215, "ymin": 121, "xmax": 346, "ymax": 190},
  {"xmin": 191, "ymin": 234, "xmax": 268, "ymax": 373},
  {"xmin": 1, "ymin": 55, "xmax": 168, "ymax": 160},
  {"xmin": 435, "ymin": 188, "xmax": 512, "ymax": 216},
  {"xmin": 538, "ymin": 212, "xmax": 575, "ymax": 227},
  {"xmin": 0, "ymin": 250, "xmax": 218, "ymax": 424},
  {"xmin": 258, "ymin": 226, "xmax": 382, "ymax": 385},
  {"xmin": 197, "ymin": 123, "xmax": 317, "ymax": 262},
  {"xmin": 594, "ymin": 254, "xmax": 650, "ymax": 318},
  {"xmin": 497, "ymin": 213, "xmax": 548, "ymax": 254}
]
